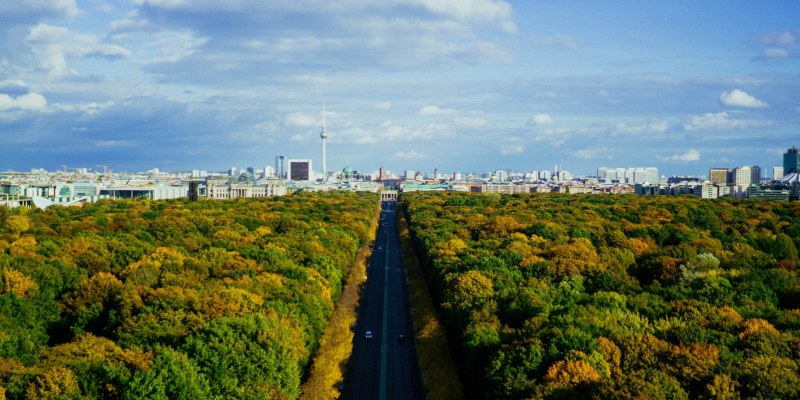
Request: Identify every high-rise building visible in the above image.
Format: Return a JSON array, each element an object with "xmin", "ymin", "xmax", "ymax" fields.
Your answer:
[
  {"xmin": 287, "ymin": 159, "xmax": 312, "ymax": 181},
  {"xmin": 733, "ymin": 166, "xmax": 760, "ymax": 186},
  {"xmin": 784, "ymin": 146, "xmax": 799, "ymax": 175},
  {"xmin": 540, "ymin": 170, "xmax": 551, "ymax": 181},
  {"xmin": 709, "ymin": 168, "xmax": 729, "ymax": 185},
  {"xmin": 599, "ymin": 166, "xmax": 656, "ymax": 183},
  {"xmin": 751, "ymin": 165, "xmax": 762, "ymax": 184},
  {"xmin": 493, "ymin": 170, "xmax": 509, "ymax": 182},
  {"xmin": 275, "ymin": 156, "xmax": 286, "ymax": 179},
  {"xmin": 773, "ymin": 167, "xmax": 784, "ymax": 180},
  {"xmin": 615, "ymin": 168, "xmax": 626, "ymax": 181},
  {"xmin": 622, "ymin": 167, "xmax": 658, "ymax": 184}
]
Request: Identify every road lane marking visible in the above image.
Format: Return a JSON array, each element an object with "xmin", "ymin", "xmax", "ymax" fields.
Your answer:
[{"xmin": 379, "ymin": 205, "xmax": 390, "ymax": 400}]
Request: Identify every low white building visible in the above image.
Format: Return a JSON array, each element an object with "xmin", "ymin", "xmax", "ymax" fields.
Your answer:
[{"xmin": 100, "ymin": 185, "xmax": 188, "ymax": 200}]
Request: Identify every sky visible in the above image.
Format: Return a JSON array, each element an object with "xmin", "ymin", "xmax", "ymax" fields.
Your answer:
[{"xmin": 0, "ymin": 0, "xmax": 798, "ymax": 177}]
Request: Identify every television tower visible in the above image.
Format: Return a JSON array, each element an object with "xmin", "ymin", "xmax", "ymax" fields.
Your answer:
[{"xmin": 320, "ymin": 101, "xmax": 327, "ymax": 177}]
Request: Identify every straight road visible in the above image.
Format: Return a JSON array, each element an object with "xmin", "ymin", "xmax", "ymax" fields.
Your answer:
[{"xmin": 340, "ymin": 200, "xmax": 423, "ymax": 400}]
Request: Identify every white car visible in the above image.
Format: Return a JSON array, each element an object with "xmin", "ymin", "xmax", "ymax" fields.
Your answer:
[{"xmin": 365, "ymin": 331, "xmax": 373, "ymax": 340}]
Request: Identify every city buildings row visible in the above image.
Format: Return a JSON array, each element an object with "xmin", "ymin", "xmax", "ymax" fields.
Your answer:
[{"xmin": 2, "ymin": 147, "xmax": 798, "ymax": 209}]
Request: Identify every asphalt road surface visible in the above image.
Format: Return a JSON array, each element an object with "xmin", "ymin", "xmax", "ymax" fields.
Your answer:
[{"xmin": 340, "ymin": 201, "xmax": 424, "ymax": 400}]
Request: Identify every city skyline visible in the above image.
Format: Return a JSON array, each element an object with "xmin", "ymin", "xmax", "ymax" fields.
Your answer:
[{"xmin": 1, "ymin": 1, "xmax": 798, "ymax": 175}]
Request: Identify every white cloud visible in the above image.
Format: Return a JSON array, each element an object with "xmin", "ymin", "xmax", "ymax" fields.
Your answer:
[
  {"xmin": 341, "ymin": 120, "xmax": 455, "ymax": 144},
  {"xmin": 454, "ymin": 116, "xmax": 487, "ymax": 128},
  {"xmin": 289, "ymin": 134, "xmax": 304, "ymax": 142},
  {"xmin": 530, "ymin": 113, "xmax": 554, "ymax": 125},
  {"xmin": 533, "ymin": 127, "xmax": 569, "ymax": 146},
  {"xmin": 0, "ymin": 93, "xmax": 47, "ymax": 111},
  {"xmin": 26, "ymin": 23, "xmax": 130, "ymax": 77},
  {"xmin": 575, "ymin": 148, "xmax": 614, "ymax": 160},
  {"xmin": 759, "ymin": 31, "xmax": 796, "ymax": 46},
  {"xmin": 374, "ymin": 101, "xmax": 392, "ymax": 110},
  {"xmin": 136, "ymin": 30, "xmax": 207, "ymax": 65},
  {"xmin": 0, "ymin": 80, "xmax": 29, "ymax": 93},
  {"xmin": 760, "ymin": 47, "xmax": 790, "ymax": 59},
  {"xmin": 501, "ymin": 137, "xmax": 524, "ymax": 155},
  {"xmin": 531, "ymin": 34, "xmax": 577, "ymax": 48},
  {"xmin": 614, "ymin": 119, "xmax": 669, "ymax": 135},
  {"xmin": 393, "ymin": 150, "xmax": 425, "ymax": 160},
  {"xmin": 659, "ymin": 149, "xmax": 700, "ymax": 162},
  {"xmin": 111, "ymin": 0, "xmax": 516, "ymax": 86},
  {"xmin": 109, "ymin": 10, "xmax": 153, "ymax": 33},
  {"xmin": 683, "ymin": 112, "xmax": 773, "ymax": 131},
  {"xmin": 755, "ymin": 30, "xmax": 798, "ymax": 60},
  {"xmin": 419, "ymin": 105, "xmax": 457, "ymax": 116},
  {"xmin": 284, "ymin": 112, "xmax": 317, "ymax": 127},
  {"xmin": 0, "ymin": 0, "xmax": 80, "ymax": 18},
  {"xmin": 409, "ymin": 0, "xmax": 516, "ymax": 32},
  {"xmin": 532, "ymin": 126, "xmax": 605, "ymax": 147},
  {"xmin": 93, "ymin": 140, "xmax": 136, "ymax": 148},
  {"xmin": 534, "ymin": 90, "xmax": 556, "ymax": 98},
  {"xmin": 720, "ymin": 89, "xmax": 768, "ymax": 108},
  {"xmin": 51, "ymin": 100, "xmax": 114, "ymax": 115},
  {"xmin": 132, "ymin": 0, "xmax": 189, "ymax": 8}
]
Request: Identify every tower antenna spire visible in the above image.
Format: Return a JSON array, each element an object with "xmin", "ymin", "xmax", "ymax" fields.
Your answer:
[{"xmin": 320, "ymin": 100, "xmax": 327, "ymax": 177}]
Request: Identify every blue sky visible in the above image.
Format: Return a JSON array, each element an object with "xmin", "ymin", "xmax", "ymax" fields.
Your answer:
[{"xmin": 0, "ymin": 0, "xmax": 798, "ymax": 177}]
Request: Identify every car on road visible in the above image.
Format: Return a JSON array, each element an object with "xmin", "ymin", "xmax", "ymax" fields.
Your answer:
[{"xmin": 365, "ymin": 331, "xmax": 373, "ymax": 340}]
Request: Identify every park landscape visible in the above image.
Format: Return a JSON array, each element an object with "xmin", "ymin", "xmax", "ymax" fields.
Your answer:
[{"xmin": 0, "ymin": 191, "xmax": 799, "ymax": 399}]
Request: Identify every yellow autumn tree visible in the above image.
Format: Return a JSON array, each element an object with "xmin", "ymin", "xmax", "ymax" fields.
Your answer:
[
  {"xmin": 443, "ymin": 270, "xmax": 494, "ymax": 312},
  {"xmin": 433, "ymin": 238, "xmax": 468, "ymax": 259},
  {"xmin": 544, "ymin": 359, "xmax": 602, "ymax": 386},
  {"xmin": 547, "ymin": 238, "xmax": 600, "ymax": 276},
  {"xmin": 667, "ymin": 343, "xmax": 720, "ymax": 382},
  {"xmin": 2, "ymin": 269, "xmax": 39, "ymax": 298},
  {"xmin": 26, "ymin": 367, "xmax": 81, "ymax": 400},
  {"xmin": 705, "ymin": 374, "xmax": 741, "ymax": 400},
  {"xmin": 9, "ymin": 236, "xmax": 37, "ymax": 258},
  {"xmin": 739, "ymin": 318, "xmax": 779, "ymax": 339},
  {"xmin": 5, "ymin": 215, "xmax": 30, "ymax": 235}
]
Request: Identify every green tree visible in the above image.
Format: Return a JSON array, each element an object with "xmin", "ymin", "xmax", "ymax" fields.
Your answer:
[{"xmin": 123, "ymin": 347, "xmax": 211, "ymax": 400}]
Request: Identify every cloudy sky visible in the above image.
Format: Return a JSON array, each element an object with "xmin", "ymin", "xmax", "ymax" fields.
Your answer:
[{"xmin": 1, "ymin": 0, "xmax": 798, "ymax": 176}]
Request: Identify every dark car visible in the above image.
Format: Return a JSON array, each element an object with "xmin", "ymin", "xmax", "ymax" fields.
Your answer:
[{"xmin": 398, "ymin": 334, "xmax": 405, "ymax": 342}]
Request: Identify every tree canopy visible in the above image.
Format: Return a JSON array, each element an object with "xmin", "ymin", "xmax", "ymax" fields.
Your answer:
[
  {"xmin": 0, "ymin": 192, "xmax": 378, "ymax": 399},
  {"xmin": 402, "ymin": 192, "xmax": 800, "ymax": 400}
]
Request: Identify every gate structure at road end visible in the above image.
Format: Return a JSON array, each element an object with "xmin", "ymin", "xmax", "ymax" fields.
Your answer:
[{"xmin": 380, "ymin": 190, "xmax": 398, "ymax": 202}]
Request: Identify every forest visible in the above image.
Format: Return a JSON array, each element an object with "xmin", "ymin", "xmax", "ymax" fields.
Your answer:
[
  {"xmin": 0, "ymin": 191, "xmax": 377, "ymax": 399},
  {"xmin": 402, "ymin": 192, "xmax": 800, "ymax": 400}
]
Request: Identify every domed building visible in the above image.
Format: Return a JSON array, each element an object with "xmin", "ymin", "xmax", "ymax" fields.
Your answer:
[{"xmin": 341, "ymin": 163, "xmax": 355, "ymax": 181}]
